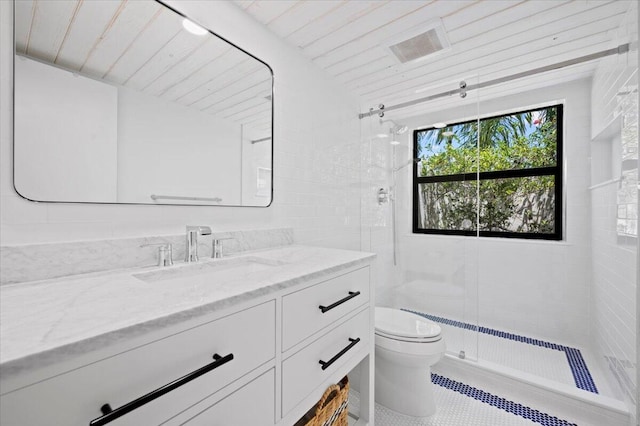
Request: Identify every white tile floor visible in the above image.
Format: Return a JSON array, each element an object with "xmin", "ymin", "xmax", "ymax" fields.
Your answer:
[
  {"xmin": 393, "ymin": 281, "xmax": 613, "ymax": 398},
  {"xmin": 442, "ymin": 325, "xmax": 576, "ymax": 386},
  {"xmin": 401, "ymin": 310, "xmax": 614, "ymax": 398},
  {"xmin": 348, "ymin": 385, "xmax": 569, "ymax": 426},
  {"xmin": 346, "ymin": 323, "xmax": 623, "ymax": 426},
  {"xmin": 346, "ymin": 306, "xmax": 625, "ymax": 426}
]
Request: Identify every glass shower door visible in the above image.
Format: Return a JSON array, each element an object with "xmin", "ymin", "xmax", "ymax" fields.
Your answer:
[
  {"xmin": 359, "ymin": 75, "xmax": 481, "ymax": 363},
  {"xmin": 408, "ymin": 76, "xmax": 480, "ymax": 362}
]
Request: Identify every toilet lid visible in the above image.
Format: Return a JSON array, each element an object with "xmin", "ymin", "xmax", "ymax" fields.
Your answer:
[{"xmin": 375, "ymin": 307, "xmax": 441, "ymax": 339}]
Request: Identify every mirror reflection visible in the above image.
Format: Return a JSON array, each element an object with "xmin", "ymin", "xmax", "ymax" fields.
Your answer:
[{"xmin": 13, "ymin": 0, "xmax": 273, "ymax": 206}]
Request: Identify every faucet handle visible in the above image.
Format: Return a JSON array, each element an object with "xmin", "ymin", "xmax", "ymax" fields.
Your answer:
[
  {"xmin": 212, "ymin": 237, "xmax": 235, "ymax": 259},
  {"xmin": 140, "ymin": 242, "xmax": 174, "ymax": 267}
]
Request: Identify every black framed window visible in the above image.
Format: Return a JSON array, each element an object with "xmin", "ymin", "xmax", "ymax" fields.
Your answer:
[{"xmin": 413, "ymin": 104, "xmax": 563, "ymax": 240}]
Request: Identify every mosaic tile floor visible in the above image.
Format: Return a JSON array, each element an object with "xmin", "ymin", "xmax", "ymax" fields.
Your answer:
[
  {"xmin": 348, "ymin": 376, "xmax": 581, "ymax": 426},
  {"xmin": 401, "ymin": 309, "xmax": 609, "ymax": 396},
  {"xmin": 347, "ymin": 310, "xmax": 622, "ymax": 426},
  {"xmin": 440, "ymin": 325, "xmax": 574, "ymax": 385}
]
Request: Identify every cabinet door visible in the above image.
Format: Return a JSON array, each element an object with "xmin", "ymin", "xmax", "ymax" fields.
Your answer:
[
  {"xmin": 0, "ymin": 301, "xmax": 275, "ymax": 426},
  {"xmin": 178, "ymin": 369, "xmax": 274, "ymax": 426}
]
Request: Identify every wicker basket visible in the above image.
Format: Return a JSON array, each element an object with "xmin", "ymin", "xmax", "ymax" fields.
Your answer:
[{"xmin": 295, "ymin": 376, "xmax": 350, "ymax": 426}]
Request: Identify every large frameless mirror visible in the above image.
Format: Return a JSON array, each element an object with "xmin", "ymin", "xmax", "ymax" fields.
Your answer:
[{"xmin": 13, "ymin": 0, "xmax": 273, "ymax": 206}]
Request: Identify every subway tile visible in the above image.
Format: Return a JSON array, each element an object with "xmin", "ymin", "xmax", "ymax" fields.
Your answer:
[{"xmin": 0, "ymin": 194, "xmax": 48, "ymax": 225}]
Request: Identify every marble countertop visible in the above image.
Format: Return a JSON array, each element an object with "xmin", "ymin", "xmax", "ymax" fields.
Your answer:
[{"xmin": 0, "ymin": 245, "xmax": 375, "ymax": 377}]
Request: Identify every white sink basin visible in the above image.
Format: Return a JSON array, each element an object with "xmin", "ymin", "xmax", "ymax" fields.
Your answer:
[{"xmin": 133, "ymin": 256, "xmax": 284, "ymax": 283}]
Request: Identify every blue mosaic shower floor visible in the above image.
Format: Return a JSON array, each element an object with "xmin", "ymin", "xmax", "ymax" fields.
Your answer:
[
  {"xmin": 348, "ymin": 378, "xmax": 582, "ymax": 426},
  {"xmin": 348, "ymin": 310, "xmax": 621, "ymax": 425},
  {"xmin": 401, "ymin": 309, "xmax": 599, "ymax": 394}
]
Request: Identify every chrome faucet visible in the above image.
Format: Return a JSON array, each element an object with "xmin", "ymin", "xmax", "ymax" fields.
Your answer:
[{"xmin": 185, "ymin": 225, "xmax": 212, "ymax": 263}]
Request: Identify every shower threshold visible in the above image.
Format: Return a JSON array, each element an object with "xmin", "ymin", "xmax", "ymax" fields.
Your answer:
[
  {"xmin": 403, "ymin": 309, "xmax": 598, "ymax": 393},
  {"xmin": 398, "ymin": 308, "xmax": 629, "ymax": 424},
  {"xmin": 434, "ymin": 354, "xmax": 629, "ymax": 426}
]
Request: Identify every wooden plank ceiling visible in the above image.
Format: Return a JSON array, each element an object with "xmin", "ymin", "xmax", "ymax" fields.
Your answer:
[
  {"xmin": 235, "ymin": 0, "xmax": 635, "ymax": 121},
  {"xmin": 15, "ymin": 0, "xmax": 273, "ymax": 140}
]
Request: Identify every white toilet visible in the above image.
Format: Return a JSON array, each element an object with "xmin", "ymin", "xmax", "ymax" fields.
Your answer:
[{"xmin": 374, "ymin": 307, "xmax": 446, "ymax": 417}]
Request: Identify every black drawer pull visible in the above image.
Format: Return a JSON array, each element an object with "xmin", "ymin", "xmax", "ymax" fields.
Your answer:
[
  {"xmin": 319, "ymin": 291, "xmax": 361, "ymax": 313},
  {"xmin": 89, "ymin": 353, "xmax": 234, "ymax": 426},
  {"xmin": 319, "ymin": 338, "xmax": 361, "ymax": 371}
]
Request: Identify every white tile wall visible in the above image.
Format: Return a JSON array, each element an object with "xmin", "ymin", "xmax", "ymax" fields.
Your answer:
[
  {"xmin": 0, "ymin": 2, "xmax": 362, "ymax": 253},
  {"xmin": 590, "ymin": 3, "xmax": 638, "ymax": 419},
  {"xmin": 591, "ymin": 183, "xmax": 637, "ymax": 416}
]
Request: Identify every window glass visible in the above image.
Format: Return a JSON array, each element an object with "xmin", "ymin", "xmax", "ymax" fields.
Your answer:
[
  {"xmin": 413, "ymin": 104, "xmax": 563, "ymax": 240},
  {"xmin": 478, "ymin": 175, "xmax": 556, "ymax": 234},
  {"xmin": 417, "ymin": 181, "xmax": 478, "ymax": 232}
]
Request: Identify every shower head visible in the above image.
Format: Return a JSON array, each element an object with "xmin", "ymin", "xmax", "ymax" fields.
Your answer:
[
  {"xmin": 392, "ymin": 124, "xmax": 408, "ymax": 135},
  {"xmin": 380, "ymin": 119, "xmax": 408, "ymax": 135}
]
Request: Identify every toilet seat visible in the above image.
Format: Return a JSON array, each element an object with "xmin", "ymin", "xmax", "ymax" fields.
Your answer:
[
  {"xmin": 375, "ymin": 329, "xmax": 441, "ymax": 343},
  {"xmin": 375, "ymin": 307, "xmax": 441, "ymax": 342}
]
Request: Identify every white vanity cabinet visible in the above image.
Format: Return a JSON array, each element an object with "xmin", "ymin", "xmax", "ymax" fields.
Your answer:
[
  {"xmin": 171, "ymin": 369, "xmax": 276, "ymax": 426},
  {"xmin": 0, "ymin": 301, "xmax": 276, "ymax": 426},
  {"xmin": 0, "ymin": 255, "xmax": 374, "ymax": 426},
  {"xmin": 280, "ymin": 267, "xmax": 371, "ymax": 419}
]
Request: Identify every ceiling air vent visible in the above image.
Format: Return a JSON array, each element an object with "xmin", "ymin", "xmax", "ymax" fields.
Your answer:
[{"xmin": 386, "ymin": 21, "xmax": 450, "ymax": 64}]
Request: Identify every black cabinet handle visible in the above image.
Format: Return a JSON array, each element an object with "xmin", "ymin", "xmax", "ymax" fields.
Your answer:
[
  {"xmin": 89, "ymin": 353, "xmax": 234, "ymax": 426},
  {"xmin": 319, "ymin": 338, "xmax": 361, "ymax": 371},
  {"xmin": 318, "ymin": 291, "xmax": 361, "ymax": 313}
]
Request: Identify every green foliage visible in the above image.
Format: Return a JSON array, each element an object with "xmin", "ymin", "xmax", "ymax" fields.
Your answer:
[{"xmin": 417, "ymin": 107, "xmax": 558, "ymax": 234}]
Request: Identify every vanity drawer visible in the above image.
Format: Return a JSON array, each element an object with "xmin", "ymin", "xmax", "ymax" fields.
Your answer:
[
  {"xmin": 0, "ymin": 301, "xmax": 275, "ymax": 426},
  {"xmin": 282, "ymin": 266, "xmax": 369, "ymax": 350},
  {"xmin": 176, "ymin": 369, "xmax": 274, "ymax": 426},
  {"xmin": 281, "ymin": 307, "xmax": 370, "ymax": 416}
]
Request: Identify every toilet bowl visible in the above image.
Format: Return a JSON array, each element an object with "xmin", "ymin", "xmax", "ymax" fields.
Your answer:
[{"xmin": 374, "ymin": 307, "xmax": 446, "ymax": 417}]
